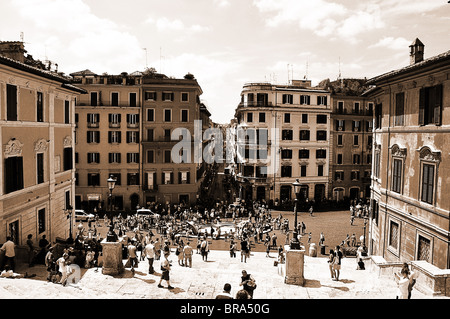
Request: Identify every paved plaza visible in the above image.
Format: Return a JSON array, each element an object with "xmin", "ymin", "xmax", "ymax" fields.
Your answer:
[{"xmin": 0, "ymin": 247, "xmax": 442, "ymax": 299}]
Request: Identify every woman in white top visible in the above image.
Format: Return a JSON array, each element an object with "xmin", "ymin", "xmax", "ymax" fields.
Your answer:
[{"xmin": 396, "ymin": 268, "xmax": 409, "ymax": 299}]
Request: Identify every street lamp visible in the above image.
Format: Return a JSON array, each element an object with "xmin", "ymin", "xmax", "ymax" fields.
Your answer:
[
  {"xmin": 65, "ymin": 205, "xmax": 73, "ymax": 241},
  {"xmin": 290, "ymin": 179, "xmax": 302, "ymax": 250},
  {"xmin": 363, "ymin": 217, "xmax": 368, "ymax": 250},
  {"xmin": 106, "ymin": 175, "xmax": 118, "ymax": 242}
]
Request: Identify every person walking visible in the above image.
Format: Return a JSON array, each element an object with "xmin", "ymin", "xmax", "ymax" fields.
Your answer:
[
  {"xmin": 57, "ymin": 253, "xmax": 69, "ymax": 285},
  {"xmin": 240, "ymin": 238, "xmax": 249, "ymax": 263},
  {"xmin": 309, "ymin": 205, "xmax": 314, "ymax": 217},
  {"xmin": 0, "ymin": 237, "xmax": 16, "ymax": 272},
  {"xmin": 26, "ymin": 234, "xmax": 35, "ymax": 267},
  {"xmin": 240, "ymin": 270, "xmax": 256, "ymax": 299},
  {"xmin": 183, "ymin": 241, "xmax": 193, "ymax": 268},
  {"xmin": 319, "ymin": 232, "xmax": 325, "ymax": 246},
  {"xmin": 332, "ymin": 246, "xmax": 343, "ymax": 281},
  {"xmin": 215, "ymin": 283, "xmax": 233, "ymax": 299},
  {"xmin": 144, "ymin": 240, "xmax": 155, "ymax": 274},
  {"xmin": 327, "ymin": 249, "xmax": 335, "ymax": 279},
  {"xmin": 158, "ymin": 252, "xmax": 174, "ymax": 289},
  {"xmin": 127, "ymin": 240, "xmax": 138, "ymax": 275},
  {"xmin": 229, "ymin": 241, "xmax": 236, "ymax": 258},
  {"xmin": 176, "ymin": 243, "xmax": 184, "ymax": 266},
  {"xmin": 396, "ymin": 268, "xmax": 410, "ymax": 299},
  {"xmin": 154, "ymin": 237, "xmax": 161, "ymax": 261},
  {"xmin": 200, "ymin": 237, "xmax": 209, "ymax": 261}
]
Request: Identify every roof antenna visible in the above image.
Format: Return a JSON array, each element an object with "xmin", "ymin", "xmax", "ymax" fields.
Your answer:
[
  {"xmin": 20, "ymin": 32, "xmax": 24, "ymax": 43},
  {"xmin": 143, "ymin": 48, "xmax": 148, "ymax": 69}
]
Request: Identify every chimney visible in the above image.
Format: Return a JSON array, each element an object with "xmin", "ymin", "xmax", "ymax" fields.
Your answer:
[
  {"xmin": 409, "ymin": 38, "xmax": 424, "ymax": 65},
  {"xmin": 0, "ymin": 41, "xmax": 27, "ymax": 63}
]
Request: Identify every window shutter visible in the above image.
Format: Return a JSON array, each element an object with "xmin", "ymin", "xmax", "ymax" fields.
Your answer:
[
  {"xmin": 434, "ymin": 84, "xmax": 442, "ymax": 125},
  {"xmin": 419, "ymin": 88, "xmax": 425, "ymax": 125},
  {"xmin": 300, "ymin": 95, "xmax": 304, "ymax": 105}
]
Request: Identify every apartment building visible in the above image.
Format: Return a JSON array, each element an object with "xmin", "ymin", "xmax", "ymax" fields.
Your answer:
[
  {"xmin": 234, "ymin": 80, "xmax": 332, "ymax": 205},
  {"xmin": 329, "ymin": 84, "xmax": 373, "ymax": 202},
  {"xmin": 364, "ymin": 39, "xmax": 450, "ymax": 269},
  {"xmin": 72, "ymin": 70, "xmax": 142, "ymax": 212},
  {"xmin": 141, "ymin": 72, "xmax": 207, "ymax": 206},
  {"xmin": 0, "ymin": 41, "xmax": 84, "ymax": 245}
]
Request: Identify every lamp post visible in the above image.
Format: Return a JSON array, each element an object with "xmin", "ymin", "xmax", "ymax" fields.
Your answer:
[
  {"xmin": 65, "ymin": 205, "xmax": 73, "ymax": 240},
  {"xmin": 363, "ymin": 217, "xmax": 368, "ymax": 250},
  {"xmin": 290, "ymin": 179, "xmax": 302, "ymax": 250},
  {"xmin": 106, "ymin": 175, "xmax": 118, "ymax": 242}
]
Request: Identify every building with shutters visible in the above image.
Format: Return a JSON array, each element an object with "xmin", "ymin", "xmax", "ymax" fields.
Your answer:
[
  {"xmin": 0, "ymin": 41, "xmax": 84, "ymax": 246},
  {"xmin": 364, "ymin": 39, "xmax": 450, "ymax": 269},
  {"xmin": 234, "ymin": 80, "xmax": 332, "ymax": 206}
]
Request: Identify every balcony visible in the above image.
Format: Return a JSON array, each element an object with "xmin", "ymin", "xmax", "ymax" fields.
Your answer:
[{"xmin": 238, "ymin": 101, "xmax": 273, "ymax": 108}]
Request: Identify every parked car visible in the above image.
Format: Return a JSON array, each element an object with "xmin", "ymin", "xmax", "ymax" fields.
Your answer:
[
  {"xmin": 75, "ymin": 209, "xmax": 95, "ymax": 222},
  {"xmin": 135, "ymin": 208, "xmax": 160, "ymax": 219}
]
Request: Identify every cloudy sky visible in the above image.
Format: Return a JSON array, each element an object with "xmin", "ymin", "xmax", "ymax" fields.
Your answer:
[{"xmin": 1, "ymin": 0, "xmax": 449, "ymax": 123}]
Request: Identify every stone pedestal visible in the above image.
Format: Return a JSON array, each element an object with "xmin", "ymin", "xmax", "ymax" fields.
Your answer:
[
  {"xmin": 101, "ymin": 239, "xmax": 124, "ymax": 276},
  {"xmin": 284, "ymin": 245, "xmax": 305, "ymax": 286}
]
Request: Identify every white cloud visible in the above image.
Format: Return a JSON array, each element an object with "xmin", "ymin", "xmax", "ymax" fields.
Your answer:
[
  {"xmin": 369, "ymin": 37, "xmax": 411, "ymax": 50},
  {"xmin": 10, "ymin": 0, "xmax": 145, "ymax": 73},
  {"xmin": 145, "ymin": 17, "xmax": 210, "ymax": 33}
]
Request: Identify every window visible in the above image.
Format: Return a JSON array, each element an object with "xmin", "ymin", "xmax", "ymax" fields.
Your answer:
[
  {"xmin": 147, "ymin": 129, "xmax": 154, "ymax": 142},
  {"xmin": 335, "ymin": 171, "xmax": 344, "ymax": 181},
  {"xmin": 87, "ymin": 113, "xmax": 100, "ymax": 127},
  {"xmin": 7, "ymin": 84, "xmax": 18, "ymax": 121},
  {"xmin": 162, "ymin": 172, "xmax": 173, "ymax": 185},
  {"xmin": 367, "ymin": 154, "xmax": 372, "ymax": 164},
  {"xmin": 163, "ymin": 92, "xmax": 174, "ymax": 101},
  {"xmin": 75, "ymin": 152, "xmax": 78, "ymax": 164},
  {"xmin": 300, "ymin": 130, "xmax": 310, "ymax": 141},
  {"xmin": 164, "ymin": 129, "xmax": 171, "ymax": 142},
  {"xmin": 87, "ymin": 131, "xmax": 100, "ymax": 143},
  {"xmin": 87, "ymin": 173, "xmax": 100, "ymax": 186},
  {"xmin": 354, "ymin": 102, "xmax": 360, "ymax": 114},
  {"xmin": 417, "ymin": 235, "xmax": 431, "ymax": 262},
  {"xmin": 353, "ymin": 154, "xmax": 361, "ymax": 165},
  {"xmin": 37, "ymin": 153, "xmax": 44, "ymax": 184},
  {"xmin": 243, "ymin": 166, "xmax": 254, "ymax": 177},
  {"xmin": 337, "ymin": 101, "xmax": 344, "ymax": 114},
  {"xmin": 299, "ymin": 149, "xmax": 310, "ymax": 159},
  {"xmin": 374, "ymin": 150, "xmax": 381, "ymax": 179},
  {"xmin": 181, "ymin": 110, "xmax": 189, "ymax": 122},
  {"xmin": 336, "ymin": 119, "xmax": 345, "ymax": 131},
  {"xmin": 127, "ymin": 153, "xmax": 139, "ymax": 164},
  {"xmin": 164, "ymin": 150, "xmax": 171, "ymax": 163},
  {"xmin": 300, "ymin": 95, "xmax": 310, "ymax": 105},
  {"xmin": 353, "ymin": 135, "xmax": 359, "ymax": 146},
  {"xmin": 388, "ymin": 220, "xmax": 399, "ymax": 252},
  {"xmin": 64, "ymin": 101, "xmax": 70, "ymax": 124},
  {"xmin": 147, "ymin": 150, "xmax": 154, "ymax": 163},
  {"xmin": 38, "ymin": 208, "xmax": 46, "ymax": 234},
  {"xmin": 111, "ymin": 92, "xmax": 119, "ymax": 106},
  {"xmin": 126, "ymin": 131, "xmax": 139, "ymax": 143},
  {"xmin": 109, "ymin": 173, "xmax": 121, "ymax": 186},
  {"xmin": 90, "ymin": 92, "xmax": 98, "ymax": 106},
  {"xmin": 281, "ymin": 166, "xmax": 292, "ymax": 177},
  {"xmin": 352, "ymin": 120, "xmax": 361, "ymax": 132},
  {"xmin": 395, "ymin": 92, "xmax": 405, "ymax": 126},
  {"xmin": 301, "ymin": 165, "xmax": 307, "ymax": 177},
  {"xmin": 129, "ymin": 92, "xmax": 137, "ymax": 107},
  {"xmin": 178, "ymin": 171, "xmax": 191, "ymax": 184},
  {"xmin": 75, "ymin": 113, "xmax": 78, "ymax": 127},
  {"xmin": 337, "ymin": 154, "xmax": 343, "ymax": 164},
  {"xmin": 392, "ymin": 158, "xmax": 403, "ymax": 193},
  {"xmin": 4, "ymin": 156, "xmax": 24, "ymax": 194},
  {"xmin": 375, "ymin": 103, "xmax": 382, "ymax": 129},
  {"xmin": 351, "ymin": 171, "xmax": 360, "ymax": 181},
  {"xmin": 421, "ymin": 163, "xmax": 435, "ymax": 204},
  {"xmin": 259, "ymin": 112, "xmax": 266, "ymax": 123},
  {"xmin": 181, "ymin": 92, "xmax": 189, "ymax": 102},
  {"xmin": 302, "ymin": 114, "xmax": 308, "ymax": 123},
  {"xmin": 63, "ymin": 147, "xmax": 73, "ymax": 171},
  {"xmin": 145, "ymin": 91, "xmax": 157, "ymax": 101},
  {"xmin": 145, "ymin": 172, "xmax": 156, "ymax": 190},
  {"xmin": 316, "ymin": 114, "xmax": 327, "ymax": 124},
  {"xmin": 256, "ymin": 166, "xmax": 267, "ymax": 178},
  {"xmin": 87, "ymin": 152, "xmax": 100, "ymax": 164},
  {"xmin": 247, "ymin": 112, "xmax": 253, "ymax": 123},
  {"xmin": 316, "ymin": 149, "xmax": 326, "ymax": 159},
  {"xmin": 282, "ymin": 94, "xmax": 293, "ymax": 104},
  {"xmin": 366, "ymin": 120, "xmax": 373, "ymax": 132},
  {"xmin": 127, "ymin": 173, "xmax": 139, "ymax": 186},
  {"xmin": 281, "ymin": 149, "xmax": 292, "ymax": 159},
  {"xmin": 147, "ymin": 109, "xmax": 155, "ymax": 122},
  {"xmin": 337, "ymin": 135, "xmax": 343, "ymax": 146},
  {"xmin": 164, "ymin": 109, "xmax": 172, "ymax": 122},
  {"xmin": 284, "ymin": 113, "xmax": 290, "ymax": 123},
  {"xmin": 256, "ymin": 93, "xmax": 268, "ymax": 106},
  {"xmin": 108, "ymin": 153, "xmax": 121, "ymax": 164},
  {"xmin": 37, "ymin": 92, "xmax": 44, "ymax": 122},
  {"xmin": 316, "ymin": 130, "xmax": 327, "ymax": 141},
  {"xmin": 108, "ymin": 131, "xmax": 122, "ymax": 143},
  {"xmin": 127, "ymin": 114, "xmax": 139, "ymax": 127},
  {"xmin": 317, "ymin": 96, "xmax": 327, "ymax": 106},
  {"xmin": 109, "ymin": 114, "xmax": 121, "ymax": 127},
  {"xmin": 282, "ymin": 130, "xmax": 293, "ymax": 140},
  {"xmin": 318, "ymin": 165, "xmax": 324, "ymax": 177},
  {"xmin": 419, "ymin": 84, "xmax": 443, "ymax": 126}
]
